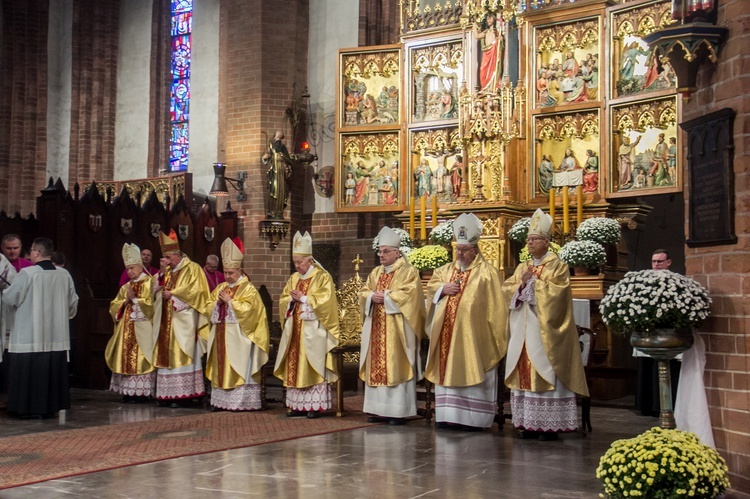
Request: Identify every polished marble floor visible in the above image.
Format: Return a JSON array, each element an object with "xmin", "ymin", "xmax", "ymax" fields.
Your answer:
[{"xmin": 0, "ymin": 387, "xmax": 671, "ymax": 498}]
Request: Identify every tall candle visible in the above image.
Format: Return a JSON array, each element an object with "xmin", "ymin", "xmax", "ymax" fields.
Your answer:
[
  {"xmin": 576, "ymin": 185, "xmax": 584, "ymax": 227},
  {"xmin": 431, "ymin": 195, "xmax": 438, "ymax": 230},
  {"xmin": 549, "ymin": 188, "xmax": 556, "ymax": 226},
  {"xmin": 420, "ymin": 196, "xmax": 427, "ymax": 241},
  {"xmin": 562, "ymin": 186, "xmax": 570, "ymax": 234},
  {"xmin": 409, "ymin": 197, "xmax": 416, "ymax": 239}
]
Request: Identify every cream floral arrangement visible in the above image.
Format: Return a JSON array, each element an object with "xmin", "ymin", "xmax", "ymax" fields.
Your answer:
[
  {"xmin": 518, "ymin": 241, "xmax": 561, "ymax": 263},
  {"xmin": 559, "ymin": 240, "xmax": 607, "ymax": 268},
  {"xmin": 599, "ymin": 270, "xmax": 712, "ymax": 335},
  {"xmin": 508, "ymin": 217, "xmax": 532, "ymax": 243},
  {"xmin": 407, "ymin": 244, "xmax": 451, "ymax": 271},
  {"xmin": 596, "ymin": 427, "xmax": 730, "ymax": 498},
  {"xmin": 371, "ymin": 227, "xmax": 413, "ymax": 257},
  {"xmin": 576, "ymin": 217, "xmax": 621, "ymax": 245},
  {"xmin": 429, "ymin": 220, "xmax": 454, "ymax": 246}
]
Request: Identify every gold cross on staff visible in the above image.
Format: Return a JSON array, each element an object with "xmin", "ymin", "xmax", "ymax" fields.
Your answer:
[{"xmin": 352, "ymin": 254, "xmax": 363, "ymax": 272}]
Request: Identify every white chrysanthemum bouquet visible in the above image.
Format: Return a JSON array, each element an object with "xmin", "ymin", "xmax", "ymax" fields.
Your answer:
[
  {"xmin": 559, "ymin": 240, "xmax": 607, "ymax": 268},
  {"xmin": 599, "ymin": 270, "xmax": 712, "ymax": 335},
  {"xmin": 429, "ymin": 220, "xmax": 454, "ymax": 246},
  {"xmin": 576, "ymin": 217, "xmax": 621, "ymax": 245}
]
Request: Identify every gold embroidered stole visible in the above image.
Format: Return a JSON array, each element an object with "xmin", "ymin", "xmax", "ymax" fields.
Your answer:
[
  {"xmin": 215, "ymin": 285, "xmax": 239, "ymax": 384},
  {"xmin": 438, "ymin": 268, "xmax": 472, "ymax": 384},
  {"xmin": 120, "ymin": 281, "xmax": 143, "ymax": 374},
  {"xmin": 286, "ymin": 278, "xmax": 312, "ymax": 386},
  {"xmin": 368, "ymin": 271, "xmax": 395, "ymax": 385},
  {"xmin": 155, "ymin": 267, "xmax": 182, "ymax": 368}
]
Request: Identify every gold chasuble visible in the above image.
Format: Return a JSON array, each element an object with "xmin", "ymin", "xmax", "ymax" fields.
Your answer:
[
  {"xmin": 105, "ymin": 274, "xmax": 157, "ymax": 375},
  {"xmin": 205, "ymin": 277, "xmax": 270, "ymax": 389},
  {"xmin": 152, "ymin": 256, "xmax": 210, "ymax": 369},
  {"xmin": 274, "ymin": 265, "xmax": 340, "ymax": 388},
  {"xmin": 424, "ymin": 253, "xmax": 507, "ymax": 387},
  {"xmin": 358, "ymin": 257, "xmax": 425, "ymax": 386},
  {"xmin": 502, "ymin": 253, "xmax": 588, "ymax": 397}
]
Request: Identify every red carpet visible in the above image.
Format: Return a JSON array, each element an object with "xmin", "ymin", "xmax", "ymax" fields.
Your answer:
[{"xmin": 0, "ymin": 399, "xmax": 373, "ymax": 490}]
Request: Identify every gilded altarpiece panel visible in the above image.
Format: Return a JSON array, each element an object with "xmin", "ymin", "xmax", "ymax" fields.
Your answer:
[
  {"xmin": 534, "ymin": 17, "xmax": 601, "ymax": 109},
  {"xmin": 335, "ymin": 132, "xmax": 403, "ymax": 212},
  {"xmin": 408, "ymin": 127, "xmax": 463, "ymax": 203},
  {"xmin": 532, "ymin": 111, "xmax": 601, "ymax": 199},
  {"xmin": 408, "ymin": 38, "xmax": 463, "ymax": 125},
  {"xmin": 609, "ymin": 96, "xmax": 680, "ymax": 197},
  {"xmin": 610, "ymin": 0, "xmax": 677, "ymax": 99},
  {"xmin": 339, "ymin": 46, "xmax": 401, "ymax": 129}
]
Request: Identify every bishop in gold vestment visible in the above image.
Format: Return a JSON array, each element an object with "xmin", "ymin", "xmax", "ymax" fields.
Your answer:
[
  {"xmin": 105, "ymin": 243, "xmax": 157, "ymax": 401},
  {"xmin": 205, "ymin": 238, "xmax": 269, "ymax": 411},
  {"xmin": 359, "ymin": 227, "xmax": 425, "ymax": 424},
  {"xmin": 425, "ymin": 214, "xmax": 507, "ymax": 430},
  {"xmin": 274, "ymin": 232, "xmax": 339, "ymax": 418},
  {"xmin": 152, "ymin": 230, "xmax": 211, "ymax": 406},
  {"xmin": 502, "ymin": 209, "xmax": 588, "ymax": 440}
]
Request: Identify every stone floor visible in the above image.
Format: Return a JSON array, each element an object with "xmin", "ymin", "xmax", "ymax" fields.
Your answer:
[{"xmin": 0, "ymin": 388, "xmax": 671, "ymax": 498}]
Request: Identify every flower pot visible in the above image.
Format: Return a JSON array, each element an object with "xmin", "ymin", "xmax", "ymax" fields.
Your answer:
[
  {"xmin": 419, "ymin": 269, "xmax": 433, "ymax": 295},
  {"xmin": 630, "ymin": 327, "xmax": 694, "ymax": 361},
  {"xmin": 572, "ymin": 266, "xmax": 590, "ymax": 276}
]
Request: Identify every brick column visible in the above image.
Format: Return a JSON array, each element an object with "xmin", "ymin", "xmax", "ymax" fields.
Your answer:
[
  {"xmin": 68, "ymin": 0, "xmax": 119, "ymax": 186},
  {"xmin": 0, "ymin": 0, "xmax": 49, "ymax": 215},
  {"xmin": 682, "ymin": 0, "xmax": 750, "ymax": 492},
  {"xmin": 221, "ymin": 0, "xmax": 310, "ymax": 318}
]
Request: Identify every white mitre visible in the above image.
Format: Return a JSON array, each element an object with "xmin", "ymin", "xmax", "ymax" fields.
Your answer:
[
  {"xmin": 378, "ymin": 226, "xmax": 401, "ymax": 248},
  {"xmin": 528, "ymin": 208, "xmax": 553, "ymax": 239},
  {"xmin": 453, "ymin": 213, "xmax": 482, "ymax": 245},
  {"xmin": 292, "ymin": 231, "xmax": 313, "ymax": 256},
  {"xmin": 122, "ymin": 243, "xmax": 142, "ymax": 267}
]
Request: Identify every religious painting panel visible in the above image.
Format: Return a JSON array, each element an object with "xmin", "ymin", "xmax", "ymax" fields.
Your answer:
[
  {"xmin": 609, "ymin": 96, "xmax": 680, "ymax": 197},
  {"xmin": 533, "ymin": 17, "xmax": 601, "ymax": 109},
  {"xmin": 532, "ymin": 110, "xmax": 601, "ymax": 200},
  {"xmin": 407, "ymin": 37, "xmax": 462, "ymax": 125},
  {"xmin": 610, "ymin": 0, "xmax": 677, "ymax": 99},
  {"xmin": 339, "ymin": 45, "xmax": 401, "ymax": 129},
  {"xmin": 408, "ymin": 126, "xmax": 462, "ymax": 204},
  {"xmin": 335, "ymin": 131, "xmax": 403, "ymax": 213}
]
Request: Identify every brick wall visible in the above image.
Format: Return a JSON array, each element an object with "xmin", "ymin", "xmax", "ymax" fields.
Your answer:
[
  {"xmin": 0, "ymin": 0, "xmax": 49, "ymax": 216},
  {"xmin": 221, "ymin": 0, "xmax": 311, "ymax": 319},
  {"xmin": 682, "ymin": 0, "xmax": 750, "ymax": 492},
  {"xmin": 68, "ymin": 0, "xmax": 119, "ymax": 187}
]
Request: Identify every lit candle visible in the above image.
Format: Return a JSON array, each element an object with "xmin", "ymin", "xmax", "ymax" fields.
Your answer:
[
  {"xmin": 420, "ymin": 196, "xmax": 427, "ymax": 241},
  {"xmin": 431, "ymin": 195, "xmax": 438, "ymax": 230},
  {"xmin": 576, "ymin": 184, "xmax": 584, "ymax": 227},
  {"xmin": 549, "ymin": 188, "xmax": 556, "ymax": 226},
  {"xmin": 562, "ymin": 186, "xmax": 570, "ymax": 234},
  {"xmin": 409, "ymin": 197, "xmax": 416, "ymax": 239}
]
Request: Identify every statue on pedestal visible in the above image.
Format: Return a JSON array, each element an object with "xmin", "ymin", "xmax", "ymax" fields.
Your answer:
[{"xmin": 262, "ymin": 131, "xmax": 293, "ymax": 220}]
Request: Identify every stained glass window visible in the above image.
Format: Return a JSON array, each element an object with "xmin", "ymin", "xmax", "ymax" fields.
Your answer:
[{"xmin": 169, "ymin": 0, "xmax": 193, "ymax": 172}]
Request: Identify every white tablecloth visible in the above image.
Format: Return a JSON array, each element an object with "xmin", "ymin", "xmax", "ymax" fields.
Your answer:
[{"xmin": 573, "ymin": 298, "xmax": 590, "ymax": 328}]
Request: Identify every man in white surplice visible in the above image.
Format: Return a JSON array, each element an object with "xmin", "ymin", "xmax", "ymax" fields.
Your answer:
[{"xmin": 0, "ymin": 253, "xmax": 17, "ymax": 358}]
